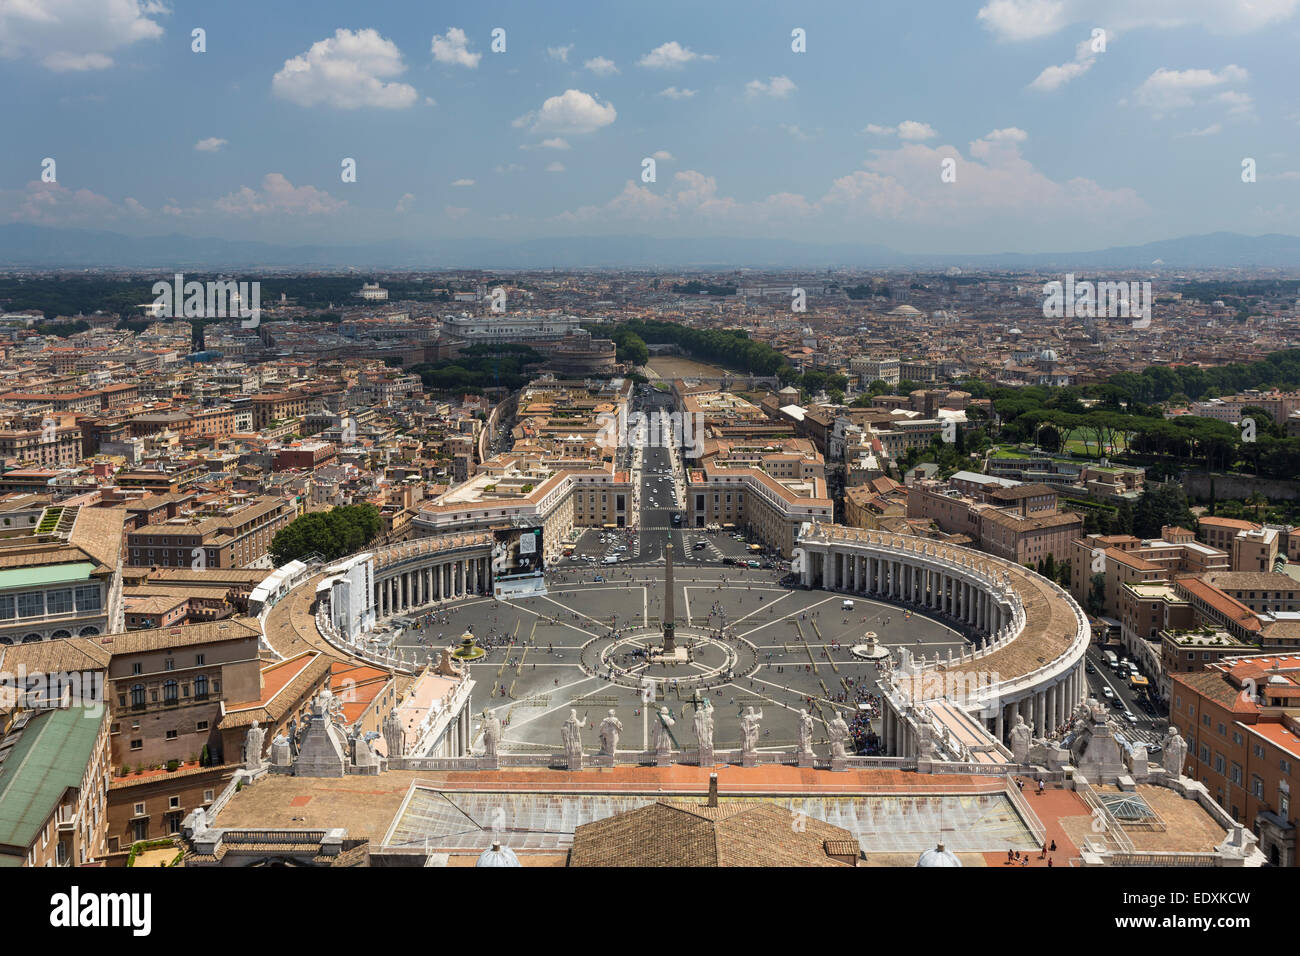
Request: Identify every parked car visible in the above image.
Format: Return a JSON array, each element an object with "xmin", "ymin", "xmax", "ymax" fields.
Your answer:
[{"xmin": 1101, "ymin": 687, "xmax": 1115, "ymax": 700}]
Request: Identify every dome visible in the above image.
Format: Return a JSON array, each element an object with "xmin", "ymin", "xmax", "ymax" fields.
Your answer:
[
  {"xmin": 1038, "ymin": 348, "xmax": 1059, "ymax": 363},
  {"xmin": 1008, "ymin": 327, "xmax": 1022, "ymax": 335},
  {"xmin": 889, "ymin": 305, "xmax": 922, "ymax": 316},
  {"xmin": 476, "ymin": 842, "xmax": 521, "ymax": 867},
  {"xmin": 916, "ymin": 842, "xmax": 962, "ymax": 867}
]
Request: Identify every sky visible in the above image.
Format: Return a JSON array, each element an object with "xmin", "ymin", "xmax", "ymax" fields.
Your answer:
[{"xmin": 1, "ymin": 0, "xmax": 1298, "ymax": 254}]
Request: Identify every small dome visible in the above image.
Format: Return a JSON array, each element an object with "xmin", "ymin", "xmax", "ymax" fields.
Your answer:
[
  {"xmin": 889, "ymin": 305, "xmax": 922, "ymax": 316},
  {"xmin": 1038, "ymin": 348, "xmax": 1059, "ymax": 363},
  {"xmin": 1008, "ymin": 327, "xmax": 1021, "ymax": 335},
  {"xmin": 476, "ymin": 842, "xmax": 521, "ymax": 867},
  {"xmin": 916, "ymin": 843, "xmax": 962, "ymax": 867}
]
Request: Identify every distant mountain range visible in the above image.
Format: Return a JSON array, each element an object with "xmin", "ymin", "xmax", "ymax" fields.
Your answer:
[{"xmin": 1, "ymin": 224, "xmax": 1297, "ymax": 271}]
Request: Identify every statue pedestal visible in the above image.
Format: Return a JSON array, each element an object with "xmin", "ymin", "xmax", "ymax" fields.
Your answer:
[
  {"xmin": 741, "ymin": 751, "xmax": 758, "ymax": 768},
  {"xmin": 797, "ymin": 750, "xmax": 814, "ymax": 768},
  {"xmin": 565, "ymin": 753, "xmax": 584, "ymax": 771},
  {"xmin": 478, "ymin": 756, "xmax": 499, "ymax": 770},
  {"xmin": 593, "ymin": 753, "xmax": 615, "ymax": 768},
  {"xmin": 655, "ymin": 750, "xmax": 673, "ymax": 767},
  {"xmin": 830, "ymin": 756, "xmax": 848, "ymax": 772},
  {"xmin": 697, "ymin": 747, "xmax": 714, "ymax": 767}
]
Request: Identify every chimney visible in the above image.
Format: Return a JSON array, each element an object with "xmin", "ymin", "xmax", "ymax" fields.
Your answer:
[{"xmin": 707, "ymin": 773, "xmax": 718, "ymax": 807}]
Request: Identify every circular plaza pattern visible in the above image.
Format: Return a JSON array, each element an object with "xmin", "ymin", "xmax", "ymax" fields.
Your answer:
[{"xmin": 579, "ymin": 626, "xmax": 759, "ymax": 692}]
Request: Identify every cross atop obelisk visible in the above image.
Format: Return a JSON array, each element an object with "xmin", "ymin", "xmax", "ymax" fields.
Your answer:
[{"xmin": 662, "ymin": 541, "xmax": 676, "ymax": 653}]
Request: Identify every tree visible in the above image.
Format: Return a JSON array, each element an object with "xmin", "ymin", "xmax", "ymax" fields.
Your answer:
[{"xmin": 269, "ymin": 504, "xmax": 383, "ymax": 564}]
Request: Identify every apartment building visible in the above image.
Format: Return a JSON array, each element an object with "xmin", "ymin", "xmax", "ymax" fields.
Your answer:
[
  {"xmin": 125, "ymin": 495, "xmax": 295, "ymax": 569},
  {"xmin": 0, "ymin": 503, "xmax": 125, "ymax": 645},
  {"xmin": 0, "ymin": 705, "xmax": 111, "ymax": 867},
  {"xmin": 1172, "ymin": 654, "xmax": 1300, "ymax": 864}
]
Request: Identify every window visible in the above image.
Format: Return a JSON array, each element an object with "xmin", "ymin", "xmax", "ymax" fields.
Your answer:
[
  {"xmin": 133, "ymin": 802, "xmax": 145, "ymax": 816},
  {"xmin": 1230, "ymin": 763, "xmax": 1243, "ymax": 786},
  {"xmin": 16, "ymin": 591, "xmax": 43, "ymax": 618},
  {"xmin": 75, "ymin": 585, "xmax": 101, "ymax": 611},
  {"xmin": 203, "ymin": 789, "xmax": 214, "ymax": 802},
  {"xmin": 169, "ymin": 796, "xmax": 180, "ymax": 809},
  {"xmin": 130, "ymin": 739, "xmax": 142, "ymax": 751},
  {"xmin": 163, "ymin": 680, "xmax": 178, "ymax": 704},
  {"xmin": 0, "ymin": 595, "xmax": 13, "ymax": 620},
  {"xmin": 132, "ymin": 663, "xmax": 142, "ymax": 676},
  {"xmin": 130, "ymin": 684, "xmax": 145, "ymax": 708},
  {"xmin": 165, "ymin": 730, "xmax": 177, "ymax": 740},
  {"xmin": 193, "ymin": 675, "xmax": 209, "ymax": 699},
  {"xmin": 195, "ymin": 654, "xmax": 205, "ymax": 666},
  {"xmin": 45, "ymin": 588, "xmax": 73, "ymax": 615}
]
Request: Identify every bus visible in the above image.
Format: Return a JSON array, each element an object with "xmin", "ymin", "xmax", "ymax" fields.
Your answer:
[{"xmin": 1102, "ymin": 650, "xmax": 1119, "ymax": 669}]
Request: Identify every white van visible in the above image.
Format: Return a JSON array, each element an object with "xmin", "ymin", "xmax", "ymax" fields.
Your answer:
[{"xmin": 842, "ymin": 600, "xmax": 855, "ymax": 610}]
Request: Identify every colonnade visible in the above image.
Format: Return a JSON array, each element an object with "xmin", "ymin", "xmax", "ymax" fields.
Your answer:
[
  {"xmin": 374, "ymin": 553, "xmax": 492, "ymax": 618},
  {"xmin": 804, "ymin": 547, "xmax": 1009, "ymax": 639}
]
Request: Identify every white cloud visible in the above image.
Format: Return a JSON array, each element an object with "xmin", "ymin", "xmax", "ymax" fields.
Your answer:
[
  {"xmin": 584, "ymin": 56, "xmax": 618, "ymax": 75},
  {"xmin": 546, "ymin": 162, "xmax": 566, "ymax": 173},
  {"xmin": 1, "ymin": 179, "xmax": 118, "ymax": 224},
  {"xmin": 658, "ymin": 86, "xmax": 696, "ymax": 99},
  {"xmin": 547, "ymin": 44, "xmax": 573, "ymax": 63},
  {"xmin": 978, "ymin": 0, "xmax": 1298, "ymax": 41},
  {"xmin": 0, "ymin": 0, "xmax": 166, "ymax": 72},
  {"xmin": 515, "ymin": 89, "xmax": 616, "ymax": 134},
  {"xmin": 451, "ymin": 178, "xmax": 475, "ymax": 187},
  {"xmin": 273, "ymin": 28, "xmax": 418, "ymax": 109},
  {"xmin": 745, "ymin": 75, "xmax": 796, "ymax": 98},
  {"xmin": 539, "ymin": 137, "xmax": 570, "ymax": 150},
  {"xmin": 638, "ymin": 41, "xmax": 715, "ymax": 69},
  {"xmin": 897, "ymin": 120, "xmax": 938, "ymax": 141},
  {"xmin": 194, "ymin": 137, "xmax": 227, "ymax": 152},
  {"xmin": 431, "ymin": 27, "xmax": 480, "ymax": 68},
  {"xmin": 1133, "ymin": 65, "xmax": 1249, "ymax": 115},
  {"xmin": 554, "ymin": 126, "xmax": 1142, "ymax": 239},
  {"xmin": 781, "ymin": 124, "xmax": 812, "ymax": 141},
  {"xmin": 215, "ymin": 173, "xmax": 345, "ymax": 216},
  {"xmin": 1028, "ymin": 36, "xmax": 1102, "ymax": 91},
  {"xmin": 395, "ymin": 192, "xmax": 415, "ymax": 213},
  {"xmin": 652, "ymin": 150, "xmax": 674, "ymax": 161},
  {"xmin": 1186, "ymin": 123, "xmax": 1222, "ymax": 136},
  {"xmin": 864, "ymin": 121, "xmax": 937, "ymax": 141}
]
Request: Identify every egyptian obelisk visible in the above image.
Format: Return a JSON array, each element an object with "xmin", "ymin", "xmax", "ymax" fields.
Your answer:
[{"xmin": 662, "ymin": 542, "xmax": 676, "ymax": 653}]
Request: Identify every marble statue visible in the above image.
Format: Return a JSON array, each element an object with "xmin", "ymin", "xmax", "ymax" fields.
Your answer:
[
  {"xmin": 561, "ymin": 708, "xmax": 583, "ymax": 759},
  {"xmin": 481, "ymin": 709, "xmax": 501, "ymax": 758},
  {"xmin": 1009, "ymin": 714, "xmax": 1033, "ymax": 764},
  {"xmin": 1161, "ymin": 725, "xmax": 1188, "ymax": 778},
  {"xmin": 598, "ymin": 709, "xmax": 623, "ymax": 755},
  {"xmin": 797, "ymin": 709, "xmax": 814, "ymax": 755},
  {"xmin": 383, "ymin": 711, "xmax": 405, "ymax": 759},
  {"xmin": 918, "ymin": 721, "xmax": 935, "ymax": 758},
  {"xmin": 243, "ymin": 720, "xmax": 265, "ymax": 770},
  {"xmin": 694, "ymin": 698, "xmax": 714, "ymax": 751},
  {"xmin": 651, "ymin": 706, "xmax": 674, "ymax": 753},
  {"xmin": 828, "ymin": 712, "xmax": 851, "ymax": 759},
  {"xmin": 740, "ymin": 706, "xmax": 763, "ymax": 755}
]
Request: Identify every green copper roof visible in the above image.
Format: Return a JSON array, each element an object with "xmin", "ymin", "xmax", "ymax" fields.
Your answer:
[
  {"xmin": 0, "ymin": 562, "xmax": 95, "ymax": 591},
  {"xmin": 0, "ymin": 707, "xmax": 103, "ymax": 853}
]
